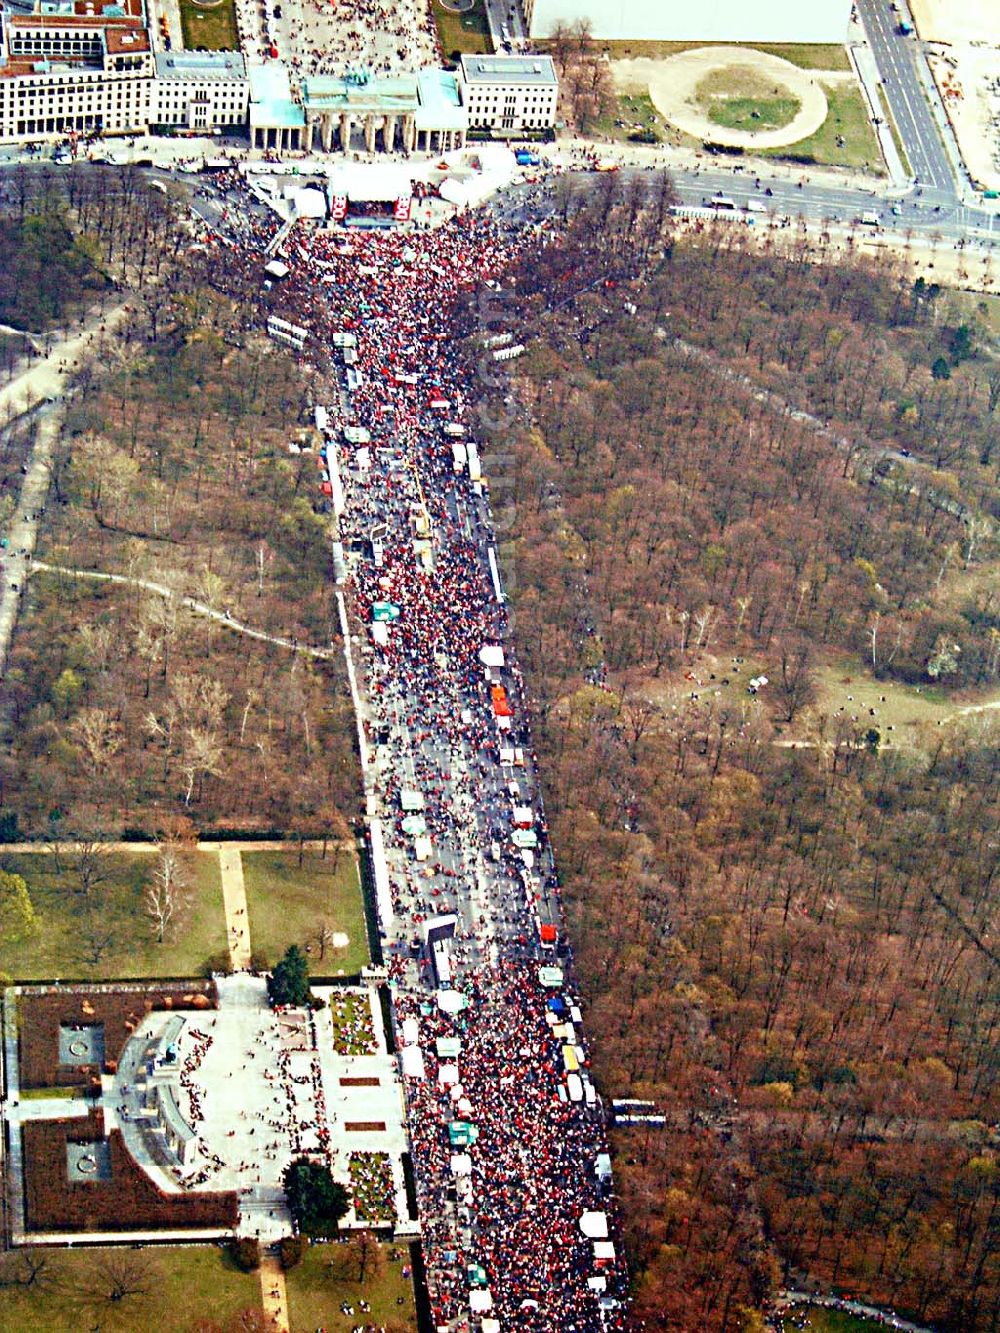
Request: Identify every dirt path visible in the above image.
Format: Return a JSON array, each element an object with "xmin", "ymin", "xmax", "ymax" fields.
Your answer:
[
  {"xmin": 29, "ymin": 560, "xmax": 338, "ymax": 661},
  {"xmin": 0, "ymin": 301, "xmax": 131, "ymax": 676},
  {"xmin": 259, "ymin": 1253, "xmax": 289, "ymax": 1331},
  {"xmin": 219, "ymin": 847, "xmax": 252, "ymax": 971}
]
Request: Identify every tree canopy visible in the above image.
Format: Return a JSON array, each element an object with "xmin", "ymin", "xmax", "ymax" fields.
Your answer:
[
  {"xmin": 282, "ymin": 1158, "xmax": 349, "ymax": 1237},
  {"xmin": 0, "ymin": 870, "xmax": 37, "ymax": 949},
  {"xmin": 266, "ymin": 944, "xmax": 311, "ymax": 1007}
]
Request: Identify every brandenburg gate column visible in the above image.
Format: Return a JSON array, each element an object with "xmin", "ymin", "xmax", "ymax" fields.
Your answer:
[
  {"xmin": 384, "ymin": 113, "xmax": 396, "ymax": 152},
  {"xmin": 402, "ymin": 113, "xmax": 416, "ymax": 153},
  {"xmin": 340, "ymin": 113, "xmax": 352, "ymax": 152},
  {"xmin": 321, "ymin": 114, "xmax": 333, "ymax": 152},
  {"xmin": 364, "ymin": 114, "xmax": 377, "ymax": 153}
]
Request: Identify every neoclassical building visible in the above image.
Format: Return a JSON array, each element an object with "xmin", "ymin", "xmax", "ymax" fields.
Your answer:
[{"xmin": 300, "ymin": 67, "xmax": 467, "ymax": 155}]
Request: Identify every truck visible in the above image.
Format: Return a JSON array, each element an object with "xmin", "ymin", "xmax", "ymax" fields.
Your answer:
[
  {"xmin": 451, "ymin": 441, "xmax": 468, "ymax": 474},
  {"xmin": 898, "ymin": 19, "xmax": 913, "ymax": 34},
  {"xmin": 515, "ymin": 150, "xmax": 540, "ymax": 167}
]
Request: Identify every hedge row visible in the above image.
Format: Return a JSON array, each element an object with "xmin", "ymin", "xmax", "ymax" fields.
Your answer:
[
  {"xmin": 23, "ymin": 1113, "xmax": 237, "ymax": 1232},
  {"xmin": 18, "ymin": 982, "xmax": 217, "ymax": 1089}
]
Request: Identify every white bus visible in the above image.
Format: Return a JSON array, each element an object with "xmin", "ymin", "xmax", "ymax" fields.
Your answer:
[{"xmin": 709, "ymin": 195, "xmax": 737, "ymax": 211}]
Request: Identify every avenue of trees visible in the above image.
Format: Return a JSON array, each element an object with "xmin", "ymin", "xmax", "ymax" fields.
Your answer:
[{"xmin": 497, "ymin": 184, "xmax": 1000, "ymax": 1329}]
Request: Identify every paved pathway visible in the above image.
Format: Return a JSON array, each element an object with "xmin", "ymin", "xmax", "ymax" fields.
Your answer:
[
  {"xmin": 219, "ymin": 847, "xmax": 252, "ymax": 971},
  {"xmin": 259, "ymin": 1253, "xmax": 289, "ymax": 1331}
]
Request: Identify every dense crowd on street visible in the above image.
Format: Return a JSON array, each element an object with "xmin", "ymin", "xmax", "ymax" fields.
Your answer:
[{"xmin": 216, "ymin": 199, "xmax": 627, "ymax": 1329}]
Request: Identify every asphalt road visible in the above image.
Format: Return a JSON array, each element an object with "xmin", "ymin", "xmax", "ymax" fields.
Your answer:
[
  {"xmin": 855, "ymin": 0, "xmax": 957, "ymax": 199},
  {"xmin": 493, "ymin": 165, "xmax": 1000, "ymax": 253}
]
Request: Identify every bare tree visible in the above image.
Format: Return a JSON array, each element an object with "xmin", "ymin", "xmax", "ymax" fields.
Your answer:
[
  {"xmin": 146, "ymin": 843, "xmax": 188, "ymax": 943},
  {"xmin": 71, "ymin": 839, "xmax": 112, "ymax": 898},
  {"xmin": 71, "ymin": 707, "xmax": 123, "ymax": 775}
]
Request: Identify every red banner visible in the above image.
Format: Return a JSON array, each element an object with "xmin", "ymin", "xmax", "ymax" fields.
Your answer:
[
  {"xmin": 330, "ymin": 193, "xmax": 348, "ymax": 220},
  {"xmin": 394, "ymin": 193, "xmax": 412, "ymax": 222}
]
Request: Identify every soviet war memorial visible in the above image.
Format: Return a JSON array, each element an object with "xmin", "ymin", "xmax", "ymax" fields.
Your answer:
[{"xmin": 1, "ymin": 0, "xmax": 1000, "ymax": 1329}]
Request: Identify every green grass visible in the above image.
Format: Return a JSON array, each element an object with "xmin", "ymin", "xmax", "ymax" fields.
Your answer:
[
  {"xmin": 593, "ymin": 90, "xmax": 671, "ymax": 144},
  {"xmin": 242, "ymin": 849, "xmax": 368, "ymax": 973},
  {"xmin": 329, "ymin": 991, "xmax": 377, "ymax": 1054},
  {"xmin": 432, "ymin": 0, "xmax": 492, "ymax": 58},
  {"xmin": 0, "ymin": 1244, "xmax": 261, "ymax": 1333},
  {"xmin": 284, "ymin": 1240, "xmax": 416, "ymax": 1332},
  {"xmin": 0, "ymin": 850, "xmax": 227, "ymax": 981},
  {"xmin": 697, "ymin": 66, "xmax": 802, "ymax": 132},
  {"xmin": 763, "ymin": 83, "xmax": 884, "ymax": 173},
  {"xmin": 781, "ymin": 1308, "xmax": 900, "ymax": 1332},
  {"xmin": 179, "ymin": 0, "xmax": 238, "ymax": 51},
  {"xmin": 19, "ymin": 1084, "xmax": 82, "ymax": 1100},
  {"xmin": 591, "ymin": 40, "xmax": 851, "ymax": 71}
]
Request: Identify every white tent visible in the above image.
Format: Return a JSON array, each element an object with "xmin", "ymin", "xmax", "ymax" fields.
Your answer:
[
  {"xmin": 437, "ymin": 989, "xmax": 468, "ymax": 1014},
  {"xmin": 438, "ymin": 1062, "xmax": 459, "ymax": 1088},
  {"xmin": 402, "ymin": 1017, "xmax": 420, "ymax": 1045},
  {"xmin": 469, "ymin": 1289, "xmax": 494, "ymax": 1313},
  {"xmin": 450, "ymin": 1152, "xmax": 472, "ymax": 1176},
  {"xmin": 593, "ymin": 1240, "xmax": 616, "ymax": 1267},
  {"xmin": 328, "ymin": 161, "xmax": 414, "ymax": 203},
  {"xmin": 479, "ymin": 644, "xmax": 505, "ymax": 667},
  {"xmin": 401, "ymin": 1044, "xmax": 425, "ymax": 1079},
  {"xmin": 291, "ymin": 186, "xmax": 327, "ymax": 219},
  {"xmin": 580, "ymin": 1211, "xmax": 609, "ymax": 1239}
]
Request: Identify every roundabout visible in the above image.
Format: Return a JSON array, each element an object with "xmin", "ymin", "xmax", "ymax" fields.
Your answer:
[{"xmin": 613, "ymin": 46, "xmax": 829, "ymax": 150}]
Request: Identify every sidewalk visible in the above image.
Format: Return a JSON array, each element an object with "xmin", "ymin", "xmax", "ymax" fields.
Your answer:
[
  {"xmin": 219, "ymin": 848, "xmax": 252, "ymax": 971},
  {"xmin": 259, "ymin": 1253, "xmax": 289, "ymax": 1331}
]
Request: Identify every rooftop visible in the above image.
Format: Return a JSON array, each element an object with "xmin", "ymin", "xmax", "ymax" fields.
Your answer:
[
  {"xmin": 105, "ymin": 25, "xmax": 149, "ymax": 53},
  {"xmin": 248, "ymin": 60, "xmax": 305, "ymax": 128},
  {"xmin": 414, "ymin": 66, "xmax": 467, "ymax": 130},
  {"xmin": 301, "ymin": 70, "xmax": 420, "ymax": 114},
  {"xmin": 459, "ymin": 53, "xmax": 557, "ymax": 86},
  {"xmin": 155, "ymin": 50, "xmax": 246, "ymax": 79}
]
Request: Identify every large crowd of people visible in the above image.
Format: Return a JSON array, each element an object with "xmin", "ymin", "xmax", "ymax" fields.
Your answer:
[{"xmin": 217, "ymin": 193, "xmax": 627, "ymax": 1327}]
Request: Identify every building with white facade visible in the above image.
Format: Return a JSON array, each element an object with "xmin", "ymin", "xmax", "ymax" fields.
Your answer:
[
  {"xmin": 0, "ymin": 0, "xmax": 155, "ymax": 140},
  {"xmin": 458, "ymin": 54, "xmax": 557, "ymax": 135},
  {"xmin": 151, "ymin": 51, "xmax": 248, "ymax": 134},
  {"xmin": 523, "ymin": 0, "xmax": 851, "ymax": 43},
  {"xmin": 0, "ymin": 0, "xmax": 246, "ymax": 143}
]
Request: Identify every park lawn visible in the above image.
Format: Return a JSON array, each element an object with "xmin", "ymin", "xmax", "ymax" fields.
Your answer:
[
  {"xmin": 696, "ymin": 67, "xmax": 801, "ymax": 132},
  {"xmin": 782, "ymin": 1309, "xmax": 899, "ymax": 1332},
  {"xmin": 0, "ymin": 1244, "xmax": 261, "ymax": 1333},
  {"xmin": 242, "ymin": 848, "xmax": 368, "ymax": 973},
  {"xmin": 590, "ymin": 39, "xmax": 850, "ymax": 71},
  {"xmin": 593, "ymin": 90, "xmax": 670, "ymax": 144},
  {"xmin": 764, "ymin": 83, "xmax": 884, "ymax": 173},
  {"xmin": 179, "ymin": 0, "xmax": 238, "ymax": 51},
  {"xmin": 284, "ymin": 1241, "xmax": 416, "ymax": 1332},
  {"xmin": 0, "ymin": 850, "xmax": 226, "ymax": 981},
  {"xmin": 432, "ymin": 0, "xmax": 492, "ymax": 58}
]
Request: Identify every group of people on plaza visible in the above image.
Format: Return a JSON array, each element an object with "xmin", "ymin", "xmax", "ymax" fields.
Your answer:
[{"xmin": 219, "ymin": 195, "xmax": 627, "ymax": 1327}]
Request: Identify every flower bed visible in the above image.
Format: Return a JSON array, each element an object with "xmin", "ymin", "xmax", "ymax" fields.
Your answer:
[
  {"xmin": 328, "ymin": 991, "xmax": 377, "ymax": 1055},
  {"xmin": 348, "ymin": 1152, "xmax": 396, "ymax": 1223}
]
